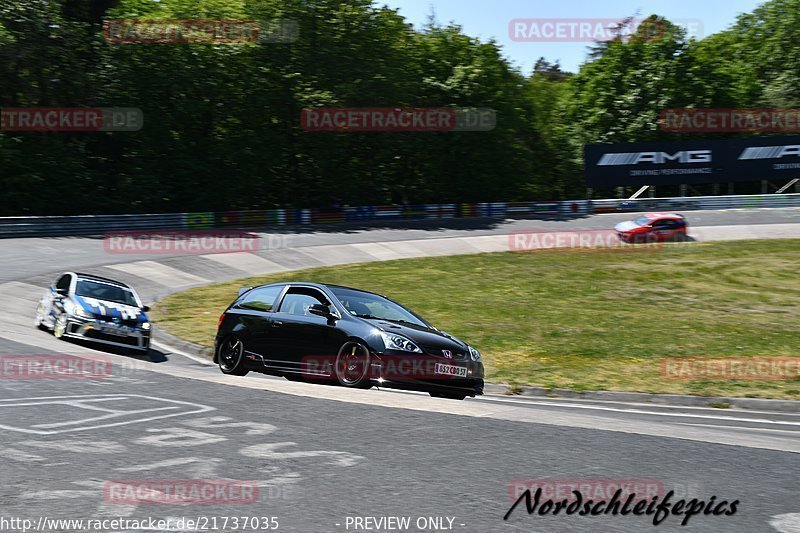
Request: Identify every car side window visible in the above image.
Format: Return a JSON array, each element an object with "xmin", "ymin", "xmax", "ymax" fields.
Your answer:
[
  {"xmin": 55, "ymin": 274, "xmax": 72, "ymax": 291},
  {"xmin": 237, "ymin": 286, "xmax": 283, "ymax": 312},
  {"xmin": 278, "ymin": 288, "xmax": 330, "ymax": 317}
]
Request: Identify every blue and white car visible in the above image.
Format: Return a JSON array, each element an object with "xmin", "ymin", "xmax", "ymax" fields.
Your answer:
[{"xmin": 35, "ymin": 272, "xmax": 151, "ymax": 353}]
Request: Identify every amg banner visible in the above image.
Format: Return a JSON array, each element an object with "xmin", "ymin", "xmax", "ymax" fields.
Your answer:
[{"xmin": 585, "ymin": 135, "xmax": 800, "ymax": 187}]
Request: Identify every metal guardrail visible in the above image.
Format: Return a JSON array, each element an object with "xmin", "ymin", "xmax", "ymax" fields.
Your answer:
[
  {"xmin": 591, "ymin": 193, "xmax": 800, "ymax": 213},
  {"xmin": 0, "ymin": 194, "xmax": 797, "ymax": 238}
]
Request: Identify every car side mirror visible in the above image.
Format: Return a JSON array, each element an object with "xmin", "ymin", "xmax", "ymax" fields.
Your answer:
[
  {"xmin": 55, "ymin": 288, "xmax": 68, "ymax": 296},
  {"xmin": 308, "ymin": 303, "xmax": 333, "ymax": 319},
  {"xmin": 142, "ymin": 305, "xmax": 151, "ymax": 312}
]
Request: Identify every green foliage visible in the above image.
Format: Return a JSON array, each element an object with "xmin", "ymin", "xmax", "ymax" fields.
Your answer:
[{"xmin": 1, "ymin": 0, "xmax": 797, "ymax": 214}]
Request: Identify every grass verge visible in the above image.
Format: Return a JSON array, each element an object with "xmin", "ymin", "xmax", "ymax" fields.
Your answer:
[{"xmin": 152, "ymin": 239, "xmax": 800, "ymax": 399}]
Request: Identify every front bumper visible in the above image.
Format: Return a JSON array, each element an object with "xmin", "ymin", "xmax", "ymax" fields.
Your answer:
[
  {"xmin": 62, "ymin": 315, "xmax": 151, "ymax": 351},
  {"xmin": 369, "ymin": 352, "xmax": 484, "ymax": 396}
]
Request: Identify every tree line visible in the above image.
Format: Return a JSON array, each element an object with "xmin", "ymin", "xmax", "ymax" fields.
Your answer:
[{"xmin": 1, "ymin": 0, "xmax": 798, "ymax": 215}]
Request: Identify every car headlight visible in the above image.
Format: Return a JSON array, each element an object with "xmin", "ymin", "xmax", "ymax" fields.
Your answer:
[
  {"xmin": 141, "ymin": 322, "xmax": 151, "ymax": 330},
  {"xmin": 468, "ymin": 346, "xmax": 482, "ymax": 362},
  {"xmin": 380, "ymin": 332, "xmax": 422, "ymax": 353},
  {"xmin": 72, "ymin": 304, "xmax": 91, "ymax": 319}
]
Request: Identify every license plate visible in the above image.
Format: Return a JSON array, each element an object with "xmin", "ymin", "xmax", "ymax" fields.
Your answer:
[
  {"xmin": 101, "ymin": 326, "xmax": 127, "ymax": 337},
  {"xmin": 434, "ymin": 363, "xmax": 467, "ymax": 378}
]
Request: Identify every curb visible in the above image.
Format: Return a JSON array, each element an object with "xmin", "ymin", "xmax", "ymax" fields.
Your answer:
[
  {"xmin": 151, "ymin": 325, "xmax": 213, "ymax": 359},
  {"xmin": 150, "ymin": 333, "xmax": 800, "ymax": 413},
  {"xmin": 489, "ymin": 384, "xmax": 800, "ymax": 413}
]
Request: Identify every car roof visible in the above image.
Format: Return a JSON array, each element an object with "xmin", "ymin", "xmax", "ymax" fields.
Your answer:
[
  {"xmin": 74, "ymin": 273, "xmax": 132, "ymax": 288},
  {"xmin": 255, "ymin": 282, "xmax": 385, "ymax": 298},
  {"xmin": 643, "ymin": 212, "xmax": 684, "ymax": 220}
]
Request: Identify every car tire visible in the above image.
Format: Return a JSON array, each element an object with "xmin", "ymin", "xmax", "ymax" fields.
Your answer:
[
  {"xmin": 334, "ymin": 341, "xmax": 372, "ymax": 389},
  {"xmin": 217, "ymin": 336, "xmax": 249, "ymax": 376},
  {"xmin": 429, "ymin": 392, "xmax": 467, "ymax": 400}
]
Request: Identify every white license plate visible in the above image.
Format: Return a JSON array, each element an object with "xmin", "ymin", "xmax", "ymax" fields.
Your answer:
[{"xmin": 434, "ymin": 363, "xmax": 468, "ymax": 378}]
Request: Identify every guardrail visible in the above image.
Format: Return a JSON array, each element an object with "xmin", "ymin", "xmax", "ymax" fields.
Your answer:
[{"xmin": 1, "ymin": 194, "xmax": 798, "ymax": 238}]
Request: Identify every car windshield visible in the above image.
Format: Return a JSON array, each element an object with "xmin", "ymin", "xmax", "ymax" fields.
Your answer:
[
  {"xmin": 633, "ymin": 216, "xmax": 652, "ymax": 226},
  {"xmin": 76, "ymin": 280, "xmax": 138, "ymax": 306},
  {"xmin": 329, "ymin": 287, "xmax": 430, "ymax": 328}
]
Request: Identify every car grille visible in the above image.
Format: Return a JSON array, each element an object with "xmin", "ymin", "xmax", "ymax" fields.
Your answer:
[
  {"xmin": 84, "ymin": 330, "xmax": 139, "ymax": 346},
  {"xmin": 420, "ymin": 345, "xmax": 468, "ymax": 361},
  {"xmin": 94, "ymin": 315, "xmax": 140, "ymax": 328}
]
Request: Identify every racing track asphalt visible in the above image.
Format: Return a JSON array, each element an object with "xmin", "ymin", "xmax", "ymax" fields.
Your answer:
[{"xmin": 0, "ymin": 208, "xmax": 798, "ymax": 533}]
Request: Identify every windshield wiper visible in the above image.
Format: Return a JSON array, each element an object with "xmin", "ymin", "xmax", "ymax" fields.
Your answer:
[{"xmin": 381, "ymin": 317, "xmax": 429, "ymax": 328}]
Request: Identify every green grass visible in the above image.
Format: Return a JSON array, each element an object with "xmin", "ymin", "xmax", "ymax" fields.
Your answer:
[{"xmin": 153, "ymin": 239, "xmax": 800, "ymax": 399}]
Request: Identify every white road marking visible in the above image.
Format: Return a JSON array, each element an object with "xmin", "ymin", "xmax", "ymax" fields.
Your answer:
[
  {"xmin": 20, "ymin": 439, "xmax": 126, "ymax": 453},
  {"xmin": 6, "ymin": 448, "xmax": 45, "ymax": 462},
  {"xmin": 32, "ymin": 406, "xmax": 179, "ymax": 429},
  {"xmin": 182, "ymin": 416, "xmax": 277, "ymax": 435},
  {"xmin": 134, "ymin": 427, "xmax": 227, "ymax": 447},
  {"xmin": 770, "ymin": 513, "xmax": 800, "ymax": 533},
  {"xmin": 20, "ymin": 490, "xmax": 96, "ymax": 499},
  {"xmin": 151, "ymin": 339, "xmax": 214, "ymax": 366},
  {"xmin": 676, "ymin": 423, "xmax": 800, "ymax": 435},
  {"xmin": 115, "ymin": 457, "xmax": 207, "ymax": 471},
  {"xmin": 0, "ymin": 394, "xmax": 214, "ymax": 434},
  {"xmin": 474, "ymin": 395, "xmax": 800, "ymax": 426},
  {"xmin": 239, "ymin": 442, "xmax": 363, "ymax": 467}
]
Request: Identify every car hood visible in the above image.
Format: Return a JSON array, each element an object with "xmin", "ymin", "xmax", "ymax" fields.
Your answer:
[
  {"xmin": 368, "ymin": 319, "xmax": 469, "ymax": 352},
  {"xmin": 74, "ymin": 295, "xmax": 147, "ymax": 322},
  {"xmin": 614, "ymin": 221, "xmax": 642, "ymax": 232}
]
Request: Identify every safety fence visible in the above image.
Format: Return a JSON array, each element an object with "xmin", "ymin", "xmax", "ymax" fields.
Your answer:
[{"xmin": 1, "ymin": 194, "xmax": 798, "ymax": 238}]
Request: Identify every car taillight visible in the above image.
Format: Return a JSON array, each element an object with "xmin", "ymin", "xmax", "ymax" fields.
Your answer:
[{"xmin": 217, "ymin": 313, "xmax": 226, "ymax": 330}]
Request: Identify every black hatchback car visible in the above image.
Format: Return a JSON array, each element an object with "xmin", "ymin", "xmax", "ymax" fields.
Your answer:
[{"xmin": 214, "ymin": 282, "xmax": 484, "ymax": 399}]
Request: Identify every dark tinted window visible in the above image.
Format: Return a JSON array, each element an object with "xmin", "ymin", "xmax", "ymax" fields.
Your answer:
[
  {"xmin": 55, "ymin": 274, "xmax": 72, "ymax": 291},
  {"xmin": 238, "ymin": 285, "xmax": 283, "ymax": 312},
  {"xmin": 329, "ymin": 287, "xmax": 429, "ymax": 327},
  {"xmin": 278, "ymin": 287, "xmax": 330, "ymax": 316},
  {"xmin": 76, "ymin": 280, "xmax": 138, "ymax": 306}
]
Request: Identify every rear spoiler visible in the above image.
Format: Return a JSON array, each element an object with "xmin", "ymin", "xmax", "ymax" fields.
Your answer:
[{"xmin": 237, "ymin": 287, "xmax": 253, "ymax": 297}]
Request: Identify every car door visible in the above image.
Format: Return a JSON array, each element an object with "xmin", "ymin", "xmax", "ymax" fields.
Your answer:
[
  {"xmin": 232, "ymin": 285, "xmax": 286, "ymax": 363},
  {"xmin": 271, "ymin": 286, "xmax": 347, "ymax": 374},
  {"xmin": 650, "ymin": 219, "xmax": 673, "ymax": 241}
]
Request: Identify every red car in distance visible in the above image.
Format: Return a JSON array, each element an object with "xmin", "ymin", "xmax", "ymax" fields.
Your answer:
[{"xmin": 614, "ymin": 213, "xmax": 689, "ymax": 243}]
